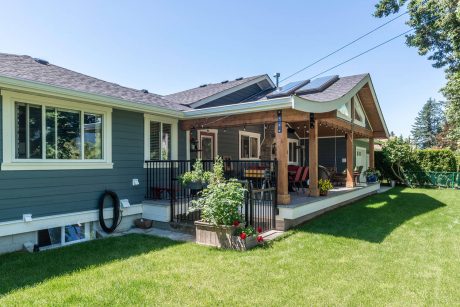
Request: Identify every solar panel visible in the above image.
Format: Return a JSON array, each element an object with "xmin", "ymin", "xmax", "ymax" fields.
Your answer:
[
  {"xmin": 267, "ymin": 79, "xmax": 310, "ymax": 98},
  {"xmin": 295, "ymin": 75, "xmax": 339, "ymax": 95}
]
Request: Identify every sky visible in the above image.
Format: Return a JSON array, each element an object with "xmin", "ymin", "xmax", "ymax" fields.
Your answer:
[{"xmin": 0, "ymin": 0, "xmax": 447, "ymax": 137}]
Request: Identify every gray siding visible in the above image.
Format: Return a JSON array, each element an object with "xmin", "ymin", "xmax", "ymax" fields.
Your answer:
[
  {"xmin": 189, "ymin": 125, "xmax": 265, "ymax": 160},
  {"xmin": 301, "ymin": 138, "xmax": 369, "ymax": 173},
  {"xmin": 0, "ymin": 96, "xmax": 185, "ymax": 223},
  {"xmin": 301, "ymin": 137, "xmax": 347, "ymax": 172}
]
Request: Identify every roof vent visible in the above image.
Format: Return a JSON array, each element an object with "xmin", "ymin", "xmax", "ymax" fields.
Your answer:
[
  {"xmin": 33, "ymin": 58, "xmax": 49, "ymax": 65},
  {"xmin": 235, "ymin": 77, "xmax": 243, "ymax": 81},
  {"xmin": 141, "ymin": 89, "xmax": 149, "ymax": 94},
  {"xmin": 221, "ymin": 80, "xmax": 229, "ymax": 84},
  {"xmin": 199, "ymin": 84, "xmax": 207, "ymax": 88}
]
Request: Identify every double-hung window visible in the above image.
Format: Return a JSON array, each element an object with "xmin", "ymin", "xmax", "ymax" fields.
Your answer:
[
  {"xmin": 239, "ymin": 131, "xmax": 260, "ymax": 160},
  {"xmin": 144, "ymin": 115, "xmax": 178, "ymax": 161},
  {"xmin": 2, "ymin": 91, "xmax": 112, "ymax": 170}
]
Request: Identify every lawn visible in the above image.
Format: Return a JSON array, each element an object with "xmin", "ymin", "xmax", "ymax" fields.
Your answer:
[{"xmin": 1, "ymin": 187, "xmax": 459, "ymax": 306}]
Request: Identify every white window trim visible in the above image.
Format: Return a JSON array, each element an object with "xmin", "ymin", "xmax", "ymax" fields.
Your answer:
[
  {"xmin": 288, "ymin": 138, "xmax": 299, "ymax": 165},
  {"xmin": 144, "ymin": 114, "xmax": 178, "ymax": 163},
  {"xmin": 39, "ymin": 222, "xmax": 91, "ymax": 250},
  {"xmin": 336, "ymin": 96, "xmax": 368, "ymax": 128},
  {"xmin": 238, "ymin": 130, "xmax": 261, "ymax": 160},
  {"xmin": 197, "ymin": 129, "xmax": 218, "ymax": 160},
  {"xmin": 354, "ymin": 95, "xmax": 369, "ymax": 128},
  {"xmin": 337, "ymin": 100, "xmax": 352, "ymax": 121},
  {"xmin": 1, "ymin": 90, "xmax": 113, "ymax": 171}
]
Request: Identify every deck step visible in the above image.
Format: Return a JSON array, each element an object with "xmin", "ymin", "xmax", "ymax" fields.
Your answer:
[{"xmin": 262, "ymin": 230, "xmax": 284, "ymax": 241}]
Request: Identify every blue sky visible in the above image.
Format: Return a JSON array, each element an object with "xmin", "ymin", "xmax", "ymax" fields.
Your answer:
[{"xmin": 0, "ymin": 0, "xmax": 446, "ymax": 136}]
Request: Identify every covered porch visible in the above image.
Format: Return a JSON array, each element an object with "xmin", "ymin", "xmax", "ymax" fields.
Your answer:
[{"xmin": 179, "ymin": 106, "xmax": 378, "ymax": 206}]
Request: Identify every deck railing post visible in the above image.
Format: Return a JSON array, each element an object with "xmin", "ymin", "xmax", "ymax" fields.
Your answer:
[{"xmin": 170, "ymin": 160, "xmax": 174, "ymax": 222}]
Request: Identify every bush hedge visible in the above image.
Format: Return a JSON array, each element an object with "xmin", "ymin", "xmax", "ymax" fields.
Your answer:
[
  {"xmin": 375, "ymin": 148, "xmax": 458, "ymax": 184},
  {"xmin": 414, "ymin": 149, "xmax": 457, "ymax": 172}
]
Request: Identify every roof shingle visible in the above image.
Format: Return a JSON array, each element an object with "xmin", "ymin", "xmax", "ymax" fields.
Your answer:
[
  {"xmin": 0, "ymin": 53, "xmax": 189, "ymax": 111},
  {"xmin": 165, "ymin": 75, "xmax": 265, "ymax": 105}
]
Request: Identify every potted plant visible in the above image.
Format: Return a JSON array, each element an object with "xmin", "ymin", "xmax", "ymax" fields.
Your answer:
[
  {"xmin": 180, "ymin": 159, "xmax": 212, "ymax": 190},
  {"xmin": 318, "ymin": 178, "xmax": 333, "ymax": 196},
  {"xmin": 364, "ymin": 168, "xmax": 381, "ymax": 183},
  {"xmin": 190, "ymin": 157, "xmax": 263, "ymax": 250}
]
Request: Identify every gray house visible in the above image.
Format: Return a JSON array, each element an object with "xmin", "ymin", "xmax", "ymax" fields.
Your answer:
[{"xmin": 0, "ymin": 53, "xmax": 388, "ymax": 253}]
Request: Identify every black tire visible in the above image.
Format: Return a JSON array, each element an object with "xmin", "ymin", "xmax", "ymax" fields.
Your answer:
[{"xmin": 99, "ymin": 190, "xmax": 120, "ymax": 233}]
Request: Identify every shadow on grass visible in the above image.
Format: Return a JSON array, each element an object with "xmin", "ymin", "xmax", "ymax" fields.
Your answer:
[
  {"xmin": 0, "ymin": 233, "xmax": 183, "ymax": 296},
  {"xmin": 295, "ymin": 187, "xmax": 446, "ymax": 243}
]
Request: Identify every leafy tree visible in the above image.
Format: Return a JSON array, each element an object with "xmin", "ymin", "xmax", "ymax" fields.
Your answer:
[
  {"xmin": 382, "ymin": 137, "xmax": 414, "ymax": 185},
  {"xmin": 374, "ymin": 0, "xmax": 460, "ymax": 150},
  {"xmin": 411, "ymin": 98, "xmax": 445, "ymax": 148}
]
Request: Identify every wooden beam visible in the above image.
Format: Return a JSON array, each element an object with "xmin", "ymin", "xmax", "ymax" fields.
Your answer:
[
  {"xmin": 346, "ymin": 100, "xmax": 356, "ymax": 188},
  {"xmin": 275, "ymin": 113, "xmax": 290, "ymax": 205},
  {"xmin": 309, "ymin": 114, "xmax": 319, "ymax": 197},
  {"xmin": 369, "ymin": 138, "xmax": 375, "ymax": 168},
  {"xmin": 346, "ymin": 132, "xmax": 355, "ymax": 188},
  {"xmin": 319, "ymin": 118, "xmax": 373, "ymax": 138},
  {"xmin": 180, "ymin": 109, "xmax": 336, "ymax": 130}
]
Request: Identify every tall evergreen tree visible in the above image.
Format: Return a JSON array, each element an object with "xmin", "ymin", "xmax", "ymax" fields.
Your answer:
[{"xmin": 411, "ymin": 98, "xmax": 445, "ymax": 148}]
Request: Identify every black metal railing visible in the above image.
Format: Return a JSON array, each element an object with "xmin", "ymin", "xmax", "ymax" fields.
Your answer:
[{"xmin": 145, "ymin": 159, "xmax": 278, "ymax": 231}]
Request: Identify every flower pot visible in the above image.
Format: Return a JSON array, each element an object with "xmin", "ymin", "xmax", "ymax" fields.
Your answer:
[
  {"xmin": 187, "ymin": 182, "xmax": 206, "ymax": 190},
  {"xmin": 319, "ymin": 190, "xmax": 328, "ymax": 196},
  {"xmin": 230, "ymin": 235, "xmax": 257, "ymax": 251},
  {"xmin": 195, "ymin": 220, "xmax": 235, "ymax": 249},
  {"xmin": 134, "ymin": 218, "xmax": 153, "ymax": 229},
  {"xmin": 366, "ymin": 174, "xmax": 377, "ymax": 183},
  {"xmin": 194, "ymin": 221, "xmax": 258, "ymax": 251}
]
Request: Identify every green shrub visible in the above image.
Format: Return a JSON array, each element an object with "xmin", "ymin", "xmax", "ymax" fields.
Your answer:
[
  {"xmin": 413, "ymin": 149, "xmax": 457, "ymax": 172},
  {"xmin": 188, "ymin": 157, "xmax": 246, "ymax": 226},
  {"xmin": 375, "ymin": 151, "xmax": 396, "ymax": 182}
]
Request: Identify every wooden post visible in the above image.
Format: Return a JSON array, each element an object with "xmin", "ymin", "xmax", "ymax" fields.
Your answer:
[
  {"xmin": 275, "ymin": 113, "xmax": 290, "ymax": 205},
  {"xmin": 369, "ymin": 138, "xmax": 375, "ymax": 168},
  {"xmin": 346, "ymin": 132, "xmax": 355, "ymax": 188},
  {"xmin": 309, "ymin": 114, "xmax": 319, "ymax": 197}
]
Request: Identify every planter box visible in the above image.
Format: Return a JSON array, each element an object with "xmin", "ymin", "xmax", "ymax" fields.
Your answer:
[{"xmin": 195, "ymin": 221, "xmax": 257, "ymax": 251}]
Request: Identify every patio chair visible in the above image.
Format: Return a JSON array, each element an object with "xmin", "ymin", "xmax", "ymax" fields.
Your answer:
[
  {"xmin": 354, "ymin": 165, "xmax": 364, "ymax": 184},
  {"xmin": 300, "ymin": 166, "xmax": 309, "ymax": 193},
  {"xmin": 289, "ymin": 166, "xmax": 304, "ymax": 194}
]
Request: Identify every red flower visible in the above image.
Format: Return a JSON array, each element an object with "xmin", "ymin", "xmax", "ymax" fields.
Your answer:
[
  {"xmin": 233, "ymin": 220, "xmax": 240, "ymax": 227},
  {"xmin": 257, "ymin": 226, "xmax": 263, "ymax": 233},
  {"xmin": 240, "ymin": 232, "xmax": 247, "ymax": 240},
  {"xmin": 257, "ymin": 235, "xmax": 264, "ymax": 243}
]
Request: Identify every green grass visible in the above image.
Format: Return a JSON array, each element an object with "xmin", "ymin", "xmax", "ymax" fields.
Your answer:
[{"xmin": 1, "ymin": 187, "xmax": 459, "ymax": 306}]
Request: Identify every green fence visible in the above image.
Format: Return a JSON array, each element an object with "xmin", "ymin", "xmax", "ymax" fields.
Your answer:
[{"xmin": 405, "ymin": 171, "xmax": 460, "ymax": 189}]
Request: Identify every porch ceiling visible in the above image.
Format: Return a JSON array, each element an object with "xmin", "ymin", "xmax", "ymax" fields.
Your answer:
[{"xmin": 180, "ymin": 108, "xmax": 373, "ymax": 139}]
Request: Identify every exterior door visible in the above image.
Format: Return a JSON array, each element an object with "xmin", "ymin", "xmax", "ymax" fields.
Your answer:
[
  {"xmin": 356, "ymin": 147, "xmax": 368, "ymax": 182},
  {"xmin": 200, "ymin": 132, "xmax": 215, "ymax": 160}
]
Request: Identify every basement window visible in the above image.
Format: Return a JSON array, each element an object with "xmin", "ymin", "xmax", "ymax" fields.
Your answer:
[{"xmin": 37, "ymin": 223, "xmax": 90, "ymax": 249}]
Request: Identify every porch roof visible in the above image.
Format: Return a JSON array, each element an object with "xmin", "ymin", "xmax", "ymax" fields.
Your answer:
[{"xmin": 181, "ymin": 74, "xmax": 389, "ymax": 138}]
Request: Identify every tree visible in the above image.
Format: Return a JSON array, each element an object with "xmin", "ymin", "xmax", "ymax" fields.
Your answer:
[
  {"xmin": 382, "ymin": 137, "xmax": 414, "ymax": 185},
  {"xmin": 411, "ymin": 98, "xmax": 445, "ymax": 148},
  {"xmin": 374, "ymin": 0, "xmax": 460, "ymax": 150}
]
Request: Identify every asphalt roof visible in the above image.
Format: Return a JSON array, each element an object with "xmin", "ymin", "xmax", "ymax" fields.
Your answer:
[
  {"xmin": 0, "ymin": 53, "xmax": 189, "ymax": 111},
  {"xmin": 297, "ymin": 74, "xmax": 368, "ymax": 102},
  {"xmin": 165, "ymin": 75, "xmax": 265, "ymax": 105},
  {"xmin": 0, "ymin": 53, "xmax": 369, "ymax": 112},
  {"xmin": 241, "ymin": 74, "xmax": 369, "ymax": 103}
]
